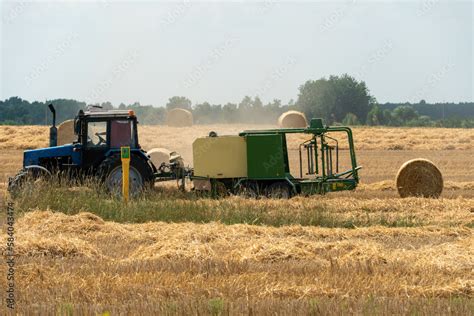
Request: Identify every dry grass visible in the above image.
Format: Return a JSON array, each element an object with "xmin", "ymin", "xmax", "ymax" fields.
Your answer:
[
  {"xmin": 0, "ymin": 210, "xmax": 472, "ymax": 314},
  {"xmin": 0, "ymin": 124, "xmax": 473, "ymax": 314},
  {"xmin": 0, "ymin": 125, "xmax": 49, "ymax": 150},
  {"xmin": 1, "ymin": 124, "xmax": 473, "ymax": 151},
  {"xmin": 2, "ymin": 124, "xmax": 473, "ymax": 184},
  {"xmin": 9, "ymin": 183, "xmax": 474, "ymax": 227}
]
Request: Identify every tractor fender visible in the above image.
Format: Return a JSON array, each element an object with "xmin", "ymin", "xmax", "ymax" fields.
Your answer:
[
  {"xmin": 24, "ymin": 165, "xmax": 52, "ymax": 177},
  {"xmin": 8, "ymin": 165, "xmax": 52, "ymax": 194}
]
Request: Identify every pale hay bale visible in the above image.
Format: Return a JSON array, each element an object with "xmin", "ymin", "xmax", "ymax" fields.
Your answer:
[
  {"xmin": 165, "ymin": 108, "xmax": 193, "ymax": 127},
  {"xmin": 57, "ymin": 119, "xmax": 76, "ymax": 145},
  {"xmin": 147, "ymin": 147, "xmax": 172, "ymax": 167},
  {"xmin": 396, "ymin": 158, "xmax": 443, "ymax": 198},
  {"xmin": 277, "ymin": 111, "xmax": 307, "ymax": 128}
]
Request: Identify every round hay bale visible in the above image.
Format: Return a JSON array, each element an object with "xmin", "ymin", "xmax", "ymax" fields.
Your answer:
[
  {"xmin": 57, "ymin": 119, "xmax": 76, "ymax": 145},
  {"xmin": 148, "ymin": 148, "xmax": 172, "ymax": 167},
  {"xmin": 396, "ymin": 158, "xmax": 443, "ymax": 198},
  {"xmin": 278, "ymin": 111, "xmax": 307, "ymax": 128},
  {"xmin": 166, "ymin": 108, "xmax": 193, "ymax": 127}
]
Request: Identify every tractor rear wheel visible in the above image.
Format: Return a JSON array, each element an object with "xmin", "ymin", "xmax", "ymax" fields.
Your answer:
[
  {"xmin": 265, "ymin": 182, "xmax": 291, "ymax": 199},
  {"xmin": 98, "ymin": 154, "xmax": 154, "ymax": 196}
]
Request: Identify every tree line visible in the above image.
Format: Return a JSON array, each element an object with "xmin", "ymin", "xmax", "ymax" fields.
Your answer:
[{"xmin": 1, "ymin": 74, "xmax": 473, "ymax": 127}]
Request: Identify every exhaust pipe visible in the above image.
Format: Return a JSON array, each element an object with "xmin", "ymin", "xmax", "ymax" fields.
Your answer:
[{"xmin": 48, "ymin": 103, "xmax": 57, "ymax": 147}]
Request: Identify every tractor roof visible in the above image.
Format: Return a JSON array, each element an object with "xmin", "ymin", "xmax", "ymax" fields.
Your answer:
[{"xmin": 79, "ymin": 109, "xmax": 136, "ymax": 118}]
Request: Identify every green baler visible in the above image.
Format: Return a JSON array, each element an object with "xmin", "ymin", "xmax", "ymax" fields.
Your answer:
[{"xmin": 192, "ymin": 118, "xmax": 361, "ymax": 198}]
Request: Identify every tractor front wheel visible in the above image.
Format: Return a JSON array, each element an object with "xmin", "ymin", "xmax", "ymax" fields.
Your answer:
[
  {"xmin": 98, "ymin": 154, "xmax": 154, "ymax": 196},
  {"xmin": 8, "ymin": 166, "xmax": 51, "ymax": 197}
]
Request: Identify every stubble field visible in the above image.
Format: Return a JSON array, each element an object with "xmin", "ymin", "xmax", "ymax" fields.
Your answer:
[{"xmin": 0, "ymin": 124, "xmax": 472, "ymax": 314}]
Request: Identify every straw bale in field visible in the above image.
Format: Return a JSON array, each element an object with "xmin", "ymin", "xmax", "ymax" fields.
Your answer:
[
  {"xmin": 396, "ymin": 158, "xmax": 443, "ymax": 198},
  {"xmin": 57, "ymin": 119, "xmax": 77, "ymax": 145},
  {"xmin": 278, "ymin": 111, "xmax": 307, "ymax": 128},
  {"xmin": 166, "ymin": 108, "xmax": 193, "ymax": 127},
  {"xmin": 147, "ymin": 147, "xmax": 171, "ymax": 167}
]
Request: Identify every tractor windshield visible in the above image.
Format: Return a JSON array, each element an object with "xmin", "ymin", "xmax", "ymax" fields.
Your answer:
[
  {"xmin": 85, "ymin": 118, "xmax": 136, "ymax": 149},
  {"xmin": 87, "ymin": 121, "xmax": 107, "ymax": 147}
]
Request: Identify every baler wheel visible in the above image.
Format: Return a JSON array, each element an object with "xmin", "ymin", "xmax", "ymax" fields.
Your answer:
[
  {"xmin": 235, "ymin": 182, "xmax": 259, "ymax": 199},
  {"xmin": 265, "ymin": 182, "xmax": 291, "ymax": 199},
  {"xmin": 211, "ymin": 181, "xmax": 228, "ymax": 198}
]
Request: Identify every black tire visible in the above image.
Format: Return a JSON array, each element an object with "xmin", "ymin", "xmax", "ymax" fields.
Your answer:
[
  {"xmin": 8, "ymin": 167, "xmax": 51, "ymax": 197},
  {"xmin": 211, "ymin": 180, "xmax": 228, "ymax": 199},
  {"xmin": 97, "ymin": 154, "xmax": 154, "ymax": 196},
  {"xmin": 8, "ymin": 170, "xmax": 29, "ymax": 196},
  {"xmin": 235, "ymin": 181, "xmax": 260, "ymax": 199},
  {"xmin": 264, "ymin": 182, "xmax": 291, "ymax": 199}
]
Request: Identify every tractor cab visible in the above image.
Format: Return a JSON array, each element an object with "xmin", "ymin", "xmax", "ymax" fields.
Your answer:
[{"xmin": 73, "ymin": 109, "xmax": 140, "ymax": 170}]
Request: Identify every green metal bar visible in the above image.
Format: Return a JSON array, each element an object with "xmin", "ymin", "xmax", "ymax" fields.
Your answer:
[
  {"xmin": 239, "ymin": 127, "xmax": 326, "ymax": 136},
  {"xmin": 298, "ymin": 144, "xmax": 303, "ymax": 178},
  {"xmin": 314, "ymin": 136, "xmax": 319, "ymax": 175},
  {"xmin": 325, "ymin": 126, "xmax": 359, "ymax": 182},
  {"xmin": 325, "ymin": 144, "xmax": 330, "ymax": 176},
  {"xmin": 320, "ymin": 135, "xmax": 325, "ymax": 179}
]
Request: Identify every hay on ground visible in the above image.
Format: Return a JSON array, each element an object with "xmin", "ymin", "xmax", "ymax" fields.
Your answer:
[
  {"xmin": 396, "ymin": 158, "xmax": 443, "ymax": 198},
  {"xmin": 1, "ymin": 236, "xmax": 101, "ymax": 258},
  {"xmin": 166, "ymin": 108, "xmax": 193, "ymax": 127},
  {"xmin": 278, "ymin": 111, "xmax": 307, "ymax": 128},
  {"xmin": 57, "ymin": 119, "xmax": 76, "ymax": 145}
]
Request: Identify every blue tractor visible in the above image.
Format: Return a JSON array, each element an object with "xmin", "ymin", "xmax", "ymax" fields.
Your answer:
[{"xmin": 8, "ymin": 104, "xmax": 186, "ymax": 195}]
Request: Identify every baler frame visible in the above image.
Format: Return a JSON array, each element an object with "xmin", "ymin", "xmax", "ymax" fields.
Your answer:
[
  {"xmin": 237, "ymin": 118, "xmax": 361, "ymax": 195},
  {"xmin": 192, "ymin": 118, "xmax": 361, "ymax": 197}
]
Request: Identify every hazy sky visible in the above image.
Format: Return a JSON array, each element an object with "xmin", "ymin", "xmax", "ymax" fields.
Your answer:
[{"xmin": 1, "ymin": 1, "xmax": 472, "ymax": 107}]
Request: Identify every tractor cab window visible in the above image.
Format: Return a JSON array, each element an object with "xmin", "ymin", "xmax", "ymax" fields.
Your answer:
[
  {"xmin": 110, "ymin": 120, "xmax": 135, "ymax": 148},
  {"xmin": 87, "ymin": 121, "xmax": 108, "ymax": 147}
]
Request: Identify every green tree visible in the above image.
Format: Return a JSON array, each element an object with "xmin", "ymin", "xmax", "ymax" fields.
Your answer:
[
  {"xmin": 366, "ymin": 104, "xmax": 392, "ymax": 126},
  {"xmin": 238, "ymin": 96, "xmax": 253, "ymax": 111},
  {"xmin": 100, "ymin": 101, "xmax": 114, "ymax": 110},
  {"xmin": 222, "ymin": 103, "xmax": 238, "ymax": 123},
  {"xmin": 392, "ymin": 105, "xmax": 419, "ymax": 125},
  {"xmin": 193, "ymin": 102, "xmax": 212, "ymax": 123},
  {"xmin": 296, "ymin": 74, "xmax": 374, "ymax": 124},
  {"xmin": 342, "ymin": 113, "xmax": 360, "ymax": 125},
  {"xmin": 166, "ymin": 96, "xmax": 192, "ymax": 110},
  {"xmin": 252, "ymin": 96, "xmax": 263, "ymax": 109}
]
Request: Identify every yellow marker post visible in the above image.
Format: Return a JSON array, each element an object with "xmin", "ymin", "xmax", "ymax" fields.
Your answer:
[{"xmin": 121, "ymin": 146, "xmax": 130, "ymax": 203}]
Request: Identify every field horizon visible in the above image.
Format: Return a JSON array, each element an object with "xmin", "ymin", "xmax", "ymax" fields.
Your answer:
[{"xmin": 0, "ymin": 124, "xmax": 472, "ymax": 314}]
